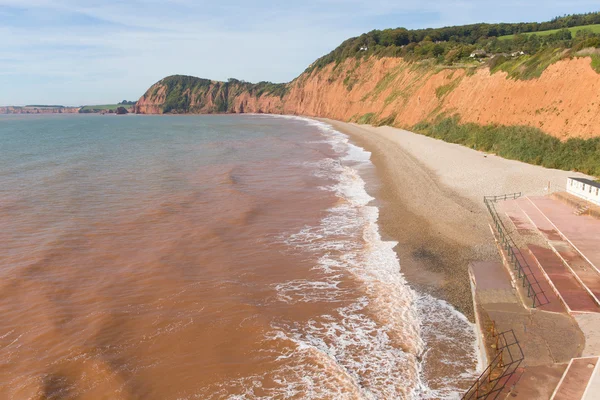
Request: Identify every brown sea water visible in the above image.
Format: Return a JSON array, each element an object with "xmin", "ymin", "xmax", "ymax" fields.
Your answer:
[{"xmin": 0, "ymin": 114, "xmax": 479, "ymax": 399}]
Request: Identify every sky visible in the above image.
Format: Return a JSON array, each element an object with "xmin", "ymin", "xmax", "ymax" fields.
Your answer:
[{"xmin": 1, "ymin": 1, "xmax": 599, "ymax": 106}]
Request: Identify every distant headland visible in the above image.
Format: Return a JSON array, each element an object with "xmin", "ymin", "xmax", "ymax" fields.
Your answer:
[{"xmin": 1, "ymin": 100, "xmax": 136, "ymax": 115}]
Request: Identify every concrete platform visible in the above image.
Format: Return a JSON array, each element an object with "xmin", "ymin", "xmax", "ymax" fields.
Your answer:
[
  {"xmin": 551, "ymin": 357, "xmax": 599, "ymax": 400},
  {"xmin": 528, "ymin": 196, "xmax": 600, "ymax": 273},
  {"xmin": 505, "ymin": 365, "xmax": 568, "ymax": 400},
  {"xmin": 506, "ymin": 196, "xmax": 600, "ymax": 313},
  {"xmin": 553, "ymin": 242, "xmax": 600, "ymax": 306},
  {"xmin": 492, "ymin": 200, "xmax": 565, "ymax": 312},
  {"xmin": 516, "ymin": 197, "xmax": 564, "ymax": 241},
  {"xmin": 519, "ymin": 249, "xmax": 566, "ymax": 314},
  {"xmin": 528, "ymin": 245, "xmax": 600, "ymax": 313},
  {"xmin": 582, "ymin": 359, "xmax": 600, "ymax": 399}
]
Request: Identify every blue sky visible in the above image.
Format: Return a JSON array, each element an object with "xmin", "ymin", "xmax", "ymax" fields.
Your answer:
[{"xmin": 1, "ymin": 0, "xmax": 598, "ymax": 106}]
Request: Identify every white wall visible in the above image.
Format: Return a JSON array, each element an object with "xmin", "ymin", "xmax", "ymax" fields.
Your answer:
[{"xmin": 567, "ymin": 178, "xmax": 600, "ymax": 206}]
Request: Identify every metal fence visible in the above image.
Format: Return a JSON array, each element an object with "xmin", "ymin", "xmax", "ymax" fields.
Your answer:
[
  {"xmin": 483, "ymin": 193, "xmax": 550, "ymax": 308},
  {"xmin": 462, "ymin": 327, "xmax": 524, "ymax": 400}
]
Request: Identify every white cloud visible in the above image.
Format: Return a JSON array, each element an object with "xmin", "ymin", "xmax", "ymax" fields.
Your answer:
[{"xmin": 0, "ymin": 0, "xmax": 598, "ymax": 105}]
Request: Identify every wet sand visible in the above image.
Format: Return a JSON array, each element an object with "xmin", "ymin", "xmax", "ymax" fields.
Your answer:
[{"xmin": 320, "ymin": 119, "xmax": 593, "ymax": 320}]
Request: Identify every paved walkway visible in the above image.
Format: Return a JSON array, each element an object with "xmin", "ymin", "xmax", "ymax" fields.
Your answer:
[
  {"xmin": 516, "ymin": 197, "xmax": 564, "ymax": 241},
  {"xmin": 469, "ymin": 261, "xmax": 583, "ymax": 366},
  {"xmin": 528, "ymin": 245, "xmax": 600, "ymax": 313},
  {"xmin": 505, "ymin": 197, "xmax": 600, "ymax": 313},
  {"xmin": 519, "ymin": 249, "xmax": 566, "ymax": 314},
  {"xmin": 551, "ymin": 357, "xmax": 598, "ymax": 400},
  {"xmin": 529, "ymin": 196, "xmax": 600, "ymax": 273},
  {"xmin": 582, "ymin": 359, "xmax": 600, "ymax": 399},
  {"xmin": 507, "ymin": 365, "xmax": 568, "ymax": 400},
  {"xmin": 552, "ymin": 241, "xmax": 600, "ymax": 305},
  {"xmin": 480, "ymin": 195, "xmax": 600, "ymax": 399},
  {"xmin": 497, "ymin": 200, "xmax": 570, "ymax": 313}
]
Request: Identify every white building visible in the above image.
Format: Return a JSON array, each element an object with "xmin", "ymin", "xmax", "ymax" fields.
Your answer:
[{"xmin": 567, "ymin": 177, "xmax": 600, "ymax": 206}]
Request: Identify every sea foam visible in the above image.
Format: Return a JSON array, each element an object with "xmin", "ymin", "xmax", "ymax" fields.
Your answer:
[{"xmin": 219, "ymin": 115, "xmax": 480, "ymax": 399}]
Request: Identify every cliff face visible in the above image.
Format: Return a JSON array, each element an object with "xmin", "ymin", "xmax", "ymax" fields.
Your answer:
[
  {"xmin": 137, "ymin": 56, "xmax": 600, "ymax": 140},
  {"xmin": 135, "ymin": 77, "xmax": 284, "ymax": 115}
]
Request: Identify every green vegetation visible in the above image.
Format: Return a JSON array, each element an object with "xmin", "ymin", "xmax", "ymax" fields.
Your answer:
[
  {"xmin": 162, "ymin": 75, "xmax": 212, "ymax": 113},
  {"xmin": 591, "ymin": 54, "xmax": 600, "ymax": 72},
  {"xmin": 306, "ymin": 12, "xmax": 600, "ymax": 79},
  {"xmin": 79, "ymin": 104, "xmax": 125, "ymax": 113},
  {"xmin": 490, "ymin": 47, "xmax": 567, "ymax": 80},
  {"xmin": 149, "ymin": 75, "xmax": 288, "ymax": 114},
  {"xmin": 414, "ymin": 116, "xmax": 600, "ymax": 176},
  {"xmin": 435, "ymin": 78, "xmax": 461, "ymax": 98},
  {"xmin": 375, "ymin": 113, "xmax": 397, "ymax": 127},
  {"xmin": 357, "ymin": 113, "xmax": 376, "ymax": 124},
  {"xmin": 249, "ymin": 81, "xmax": 288, "ymax": 99},
  {"xmin": 225, "ymin": 78, "xmax": 287, "ymax": 99},
  {"xmin": 25, "ymin": 105, "xmax": 64, "ymax": 108},
  {"xmin": 80, "ymin": 101, "xmax": 137, "ymax": 113},
  {"xmin": 499, "ymin": 24, "xmax": 600, "ymax": 40}
]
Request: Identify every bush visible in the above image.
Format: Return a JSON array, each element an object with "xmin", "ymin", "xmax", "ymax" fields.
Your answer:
[
  {"xmin": 357, "ymin": 113, "xmax": 376, "ymax": 124},
  {"xmin": 489, "ymin": 55, "xmax": 508, "ymax": 71},
  {"xmin": 413, "ymin": 116, "xmax": 600, "ymax": 176}
]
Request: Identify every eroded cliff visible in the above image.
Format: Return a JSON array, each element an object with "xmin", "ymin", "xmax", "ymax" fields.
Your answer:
[{"xmin": 136, "ymin": 56, "xmax": 600, "ymax": 140}]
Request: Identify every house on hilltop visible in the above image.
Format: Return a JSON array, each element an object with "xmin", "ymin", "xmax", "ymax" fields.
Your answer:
[{"xmin": 470, "ymin": 50, "xmax": 487, "ymax": 58}]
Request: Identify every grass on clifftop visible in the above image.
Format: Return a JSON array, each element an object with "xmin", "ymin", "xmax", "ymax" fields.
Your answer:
[
  {"xmin": 490, "ymin": 47, "xmax": 568, "ymax": 80},
  {"xmin": 306, "ymin": 12, "xmax": 600, "ymax": 81},
  {"xmin": 591, "ymin": 54, "xmax": 600, "ymax": 72},
  {"xmin": 499, "ymin": 24, "xmax": 600, "ymax": 40},
  {"xmin": 413, "ymin": 116, "xmax": 600, "ymax": 177},
  {"xmin": 80, "ymin": 104, "xmax": 123, "ymax": 111}
]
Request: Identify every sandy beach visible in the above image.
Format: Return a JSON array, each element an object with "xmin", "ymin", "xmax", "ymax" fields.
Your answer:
[{"xmin": 321, "ymin": 119, "xmax": 593, "ymax": 319}]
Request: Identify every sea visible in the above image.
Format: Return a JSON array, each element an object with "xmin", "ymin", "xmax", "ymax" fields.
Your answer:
[{"xmin": 0, "ymin": 114, "xmax": 479, "ymax": 399}]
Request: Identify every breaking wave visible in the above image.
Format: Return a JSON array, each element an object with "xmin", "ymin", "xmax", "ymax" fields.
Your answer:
[{"xmin": 218, "ymin": 115, "xmax": 482, "ymax": 399}]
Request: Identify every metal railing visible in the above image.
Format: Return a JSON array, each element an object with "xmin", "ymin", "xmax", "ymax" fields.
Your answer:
[
  {"xmin": 462, "ymin": 326, "xmax": 524, "ymax": 400},
  {"xmin": 483, "ymin": 193, "xmax": 550, "ymax": 308}
]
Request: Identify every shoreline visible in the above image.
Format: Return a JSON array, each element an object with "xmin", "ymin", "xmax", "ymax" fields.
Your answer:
[{"xmin": 318, "ymin": 118, "xmax": 594, "ymax": 320}]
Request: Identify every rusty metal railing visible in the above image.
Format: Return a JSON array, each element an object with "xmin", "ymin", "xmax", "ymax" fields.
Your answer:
[{"xmin": 462, "ymin": 326, "xmax": 524, "ymax": 400}]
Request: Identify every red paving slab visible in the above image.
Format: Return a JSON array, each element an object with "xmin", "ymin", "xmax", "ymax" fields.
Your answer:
[
  {"xmin": 528, "ymin": 196, "xmax": 600, "ymax": 273},
  {"xmin": 552, "ymin": 357, "xmax": 598, "ymax": 400},
  {"xmin": 553, "ymin": 242, "xmax": 600, "ymax": 306},
  {"xmin": 490, "ymin": 200, "xmax": 565, "ymax": 311},
  {"xmin": 506, "ymin": 365, "xmax": 568, "ymax": 400},
  {"xmin": 509, "ymin": 197, "xmax": 600, "ymax": 306},
  {"xmin": 497, "ymin": 199, "xmax": 537, "ymax": 233},
  {"xmin": 528, "ymin": 245, "xmax": 600, "ymax": 313},
  {"xmin": 516, "ymin": 198, "xmax": 564, "ymax": 240},
  {"xmin": 471, "ymin": 261, "xmax": 513, "ymax": 291},
  {"xmin": 519, "ymin": 250, "xmax": 565, "ymax": 313}
]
